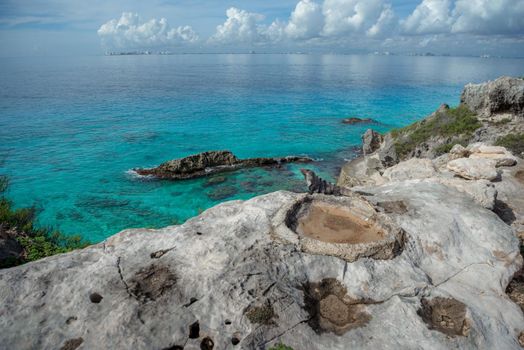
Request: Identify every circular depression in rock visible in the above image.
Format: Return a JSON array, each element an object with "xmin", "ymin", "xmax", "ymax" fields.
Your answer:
[
  {"xmin": 297, "ymin": 201, "xmax": 386, "ymax": 244},
  {"xmin": 287, "ymin": 195, "xmax": 405, "ymax": 262}
]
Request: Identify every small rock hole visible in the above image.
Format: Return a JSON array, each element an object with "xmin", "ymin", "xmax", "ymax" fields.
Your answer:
[
  {"xmin": 89, "ymin": 292, "xmax": 103, "ymax": 304},
  {"xmin": 150, "ymin": 249, "xmax": 169, "ymax": 259},
  {"xmin": 60, "ymin": 338, "xmax": 83, "ymax": 350},
  {"xmin": 184, "ymin": 297, "xmax": 198, "ymax": 307},
  {"xmin": 224, "ymin": 319, "xmax": 232, "ymax": 325},
  {"xmin": 200, "ymin": 337, "xmax": 214, "ymax": 350},
  {"xmin": 196, "ymin": 231, "xmax": 203, "ymax": 235},
  {"xmin": 231, "ymin": 337, "xmax": 240, "ymax": 346},
  {"xmin": 189, "ymin": 321, "xmax": 200, "ymax": 339},
  {"xmin": 162, "ymin": 346, "xmax": 184, "ymax": 350},
  {"xmin": 65, "ymin": 316, "xmax": 77, "ymax": 325}
]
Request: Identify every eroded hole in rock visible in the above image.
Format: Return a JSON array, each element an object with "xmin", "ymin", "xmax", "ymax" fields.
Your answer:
[
  {"xmin": 184, "ymin": 297, "xmax": 198, "ymax": 307},
  {"xmin": 60, "ymin": 337, "xmax": 83, "ymax": 350},
  {"xmin": 162, "ymin": 345, "xmax": 184, "ymax": 350},
  {"xmin": 245, "ymin": 304, "xmax": 275, "ymax": 325},
  {"xmin": 129, "ymin": 264, "xmax": 176, "ymax": 302},
  {"xmin": 231, "ymin": 336, "xmax": 240, "ymax": 346},
  {"xmin": 493, "ymin": 199, "xmax": 517, "ymax": 225},
  {"xmin": 417, "ymin": 297, "xmax": 470, "ymax": 337},
  {"xmin": 515, "ymin": 170, "xmax": 524, "ymax": 185},
  {"xmin": 376, "ymin": 201, "xmax": 408, "ymax": 214},
  {"xmin": 150, "ymin": 249, "xmax": 170, "ymax": 259},
  {"xmin": 200, "ymin": 337, "xmax": 214, "ymax": 350},
  {"xmin": 65, "ymin": 316, "xmax": 77, "ymax": 325},
  {"xmin": 189, "ymin": 321, "xmax": 200, "ymax": 339},
  {"xmin": 287, "ymin": 196, "xmax": 405, "ymax": 262},
  {"xmin": 506, "ymin": 243, "xmax": 524, "ymax": 312},
  {"xmin": 224, "ymin": 319, "xmax": 232, "ymax": 325},
  {"xmin": 196, "ymin": 231, "xmax": 203, "ymax": 236},
  {"xmin": 302, "ymin": 278, "xmax": 372, "ymax": 335},
  {"xmin": 89, "ymin": 292, "xmax": 103, "ymax": 304}
]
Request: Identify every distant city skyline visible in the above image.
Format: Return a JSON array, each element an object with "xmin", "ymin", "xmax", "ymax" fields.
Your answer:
[{"xmin": 1, "ymin": 0, "xmax": 523, "ymax": 57}]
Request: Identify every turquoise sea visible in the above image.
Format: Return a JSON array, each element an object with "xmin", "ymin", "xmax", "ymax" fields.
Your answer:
[{"xmin": 1, "ymin": 54, "xmax": 523, "ymax": 242}]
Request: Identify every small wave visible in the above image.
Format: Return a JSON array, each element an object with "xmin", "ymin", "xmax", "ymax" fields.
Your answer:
[{"xmin": 125, "ymin": 169, "xmax": 156, "ymax": 180}]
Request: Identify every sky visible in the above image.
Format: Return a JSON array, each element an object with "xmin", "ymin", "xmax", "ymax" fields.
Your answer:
[{"xmin": 0, "ymin": 0, "xmax": 523, "ymax": 57}]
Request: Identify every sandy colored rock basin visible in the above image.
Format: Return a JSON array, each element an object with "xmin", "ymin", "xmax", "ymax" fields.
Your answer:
[
  {"xmin": 284, "ymin": 194, "xmax": 405, "ymax": 262},
  {"xmin": 296, "ymin": 201, "xmax": 386, "ymax": 244}
]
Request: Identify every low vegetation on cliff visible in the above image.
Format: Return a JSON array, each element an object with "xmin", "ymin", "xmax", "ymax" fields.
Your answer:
[
  {"xmin": 391, "ymin": 105, "xmax": 481, "ymax": 158},
  {"xmin": 0, "ymin": 176, "xmax": 89, "ymax": 268},
  {"xmin": 496, "ymin": 133, "xmax": 524, "ymax": 156}
]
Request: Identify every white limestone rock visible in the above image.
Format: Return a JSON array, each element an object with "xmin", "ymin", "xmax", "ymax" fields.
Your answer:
[
  {"xmin": 447, "ymin": 158, "xmax": 499, "ymax": 180},
  {"xmin": 450, "ymin": 144, "xmax": 470, "ymax": 158},
  {"xmin": 337, "ymin": 154, "xmax": 386, "ymax": 188},
  {"xmin": 467, "ymin": 143, "xmax": 518, "ymax": 167},
  {"xmin": 429, "ymin": 178, "xmax": 498, "ymax": 210},
  {"xmin": 461, "ymin": 76, "xmax": 524, "ymax": 117},
  {"xmin": 382, "ymin": 158, "xmax": 437, "ymax": 182},
  {"xmin": 0, "ymin": 182, "xmax": 522, "ymax": 350}
]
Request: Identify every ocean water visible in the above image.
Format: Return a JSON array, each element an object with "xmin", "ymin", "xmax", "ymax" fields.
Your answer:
[{"xmin": 1, "ymin": 54, "xmax": 523, "ymax": 242}]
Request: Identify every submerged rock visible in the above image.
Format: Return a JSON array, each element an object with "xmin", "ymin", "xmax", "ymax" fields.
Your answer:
[
  {"xmin": 203, "ymin": 175, "xmax": 228, "ymax": 187},
  {"xmin": 341, "ymin": 117, "xmax": 375, "ymax": 125},
  {"xmin": 206, "ymin": 185, "xmax": 238, "ymax": 201},
  {"xmin": 135, "ymin": 150, "xmax": 313, "ymax": 180}
]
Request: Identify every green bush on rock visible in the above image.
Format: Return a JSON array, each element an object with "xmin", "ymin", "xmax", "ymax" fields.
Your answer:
[
  {"xmin": 0, "ymin": 176, "xmax": 89, "ymax": 268},
  {"xmin": 392, "ymin": 105, "xmax": 481, "ymax": 158},
  {"xmin": 495, "ymin": 133, "xmax": 524, "ymax": 156},
  {"xmin": 268, "ymin": 344, "xmax": 294, "ymax": 350}
]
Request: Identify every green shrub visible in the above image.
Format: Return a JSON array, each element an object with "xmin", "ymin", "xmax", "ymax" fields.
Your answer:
[
  {"xmin": 495, "ymin": 133, "xmax": 524, "ymax": 155},
  {"xmin": 245, "ymin": 305, "xmax": 275, "ymax": 325},
  {"xmin": 492, "ymin": 118, "xmax": 511, "ymax": 126},
  {"xmin": 0, "ymin": 176, "xmax": 8, "ymax": 193},
  {"xmin": 0, "ymin": 178, "xmax": 89, "ymax": 268},
  {"xmin": 393, "ymin": 105, "xmax": 481, "ymax": 158},
  {"xmin": 434, "ymin": 143, "xmax": 454, "ymax": 156},
  {"xmin": 268, "ymin": 344, "xmax": 294, "ymax": 350}
]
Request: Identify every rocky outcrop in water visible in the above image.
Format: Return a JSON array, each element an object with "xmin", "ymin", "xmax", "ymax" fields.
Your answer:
[
  {"xmin": 135, "ymin": 150, "xmax": 313, "ymax": 180},
  {"xmin": 341, "ymin": 117, "xmax": 375, "ymax": 125}
]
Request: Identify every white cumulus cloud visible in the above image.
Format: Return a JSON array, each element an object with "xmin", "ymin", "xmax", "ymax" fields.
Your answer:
[
  {"xmin": 285, "ymin": 0, "xmax": 324, "ymax": 40},
  {"xmin": 402, "ymin": 0, "xmax": 524, "ymax": 36},
  {"xmin": 97, "ymin": 12, "xmax": 198, "ymax": 50},
  {"xmin": 210, "ymin": 0, "xmax": 398, "ymax": 44},
  {"xmin": 322, "ymin": 0, "xmax": 396, "ymax": 37},
  {"xmin": 210, "ymin": 8, "xmax": 266, "ymax": 43},
  {"xmin": 366, "ymin": 4, "xmax": 397, "ymax": 37},
  {"xmin": 451, "ymin": 0, "xmax": 524, "ymax": 35},
  {"xmin": 402, "ymin": 0, "xmax": 452, "ymax": 35}
]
